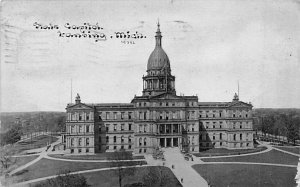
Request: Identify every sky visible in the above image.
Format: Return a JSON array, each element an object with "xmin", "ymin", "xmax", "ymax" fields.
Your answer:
[{"xmin": 0, "ymin": 0, "xmax": 300, "ymax": 112}]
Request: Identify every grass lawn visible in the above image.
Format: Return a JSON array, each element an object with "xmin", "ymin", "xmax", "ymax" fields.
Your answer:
[
  {"xmin": 202, "ymin": 150, "xmax": 299, "ymax": 165},
  {"xmin": 274, "ymin": 146, "xmax": 300, "ymax": 154},
  {"xmin": 10, "ymin": 158, "xmax": 146, "ymax": 183},
  {"xmin": 48, "ymin": 152, "xmax": 144, "ymax": 160},
  {"xmin": 32, "ymin": 166, "xmax": 181, "ymax": 187},
  {"xmin": 194, "ymin": 146, "xmax": 267, "ymax": 157},
  {"xmin": 12, "ymin": 135, "xmax": 58, "ymax": 154},
  {"xmin": 0, "ymin": 155, "xmax": 38, "ymax": 175},
  {"xmin": 193, "ymin": 164, "xmax": 297, "ymax": 187}
]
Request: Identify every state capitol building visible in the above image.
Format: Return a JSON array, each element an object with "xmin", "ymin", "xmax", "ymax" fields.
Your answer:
[{"xmin": 64, "ymin": 23, "xmax": 254, "ymax": 154}]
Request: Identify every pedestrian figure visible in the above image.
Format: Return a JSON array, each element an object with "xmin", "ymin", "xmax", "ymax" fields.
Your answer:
[{"xmin": 181, "ymin": 178, "xmax": 183, "ymax": 183}]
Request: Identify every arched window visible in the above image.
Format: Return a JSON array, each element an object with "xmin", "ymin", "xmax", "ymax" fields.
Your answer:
[
  {"xmin": 240, "ymin": 134, "xmax": 243, "ymax": 140},
  {"xmin": 128, "ymin": 136, "xmax": 132, "ymax": 143},
  {"xmin": 220, "ymin": 133, "xmax": 222, "ymax": 140},
  {"xmin": 86, "ymin": 138, "xmax": 89, "ymax": 146},
  {"xmin": 114, "ymin": 136, "xmax": 117, "ymax": 143},
  {"xmin": 144, "ymin": 138, "xmax": 147, "ymax": 146},
  {"xmin": 233, "ymin": 134, "xmax": 236, "ymax": 141},
  {"xmin": 121, "ymin": 136, "xmax": 124, "ymax": 143},
  {"xmin": 71, "ymin": 125, "xmax": 75, "ymax": 133},
  {"xmin": 139, "ymin": 138, "xmax": 142, "ymax": 146},
  {"xmin": 106, "ymin": 136, "xmax": 109, "ymax": 143},
  {"xmin": 78, "ymin": 138, "xmax": 82, "ymax": 146},
  {"xmin": 144, "ymin": 125, "xmax": 147, "ymax": 132},
  {"xmin": 206, "ymin": 133, "xmax": 209, "ymax": 140},
  {"xmin": 71, "ymin": 138, "xmax": 74, "ymax": 146}
]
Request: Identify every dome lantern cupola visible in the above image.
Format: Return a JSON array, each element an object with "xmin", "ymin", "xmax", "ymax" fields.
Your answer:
[
  {"xmin": 142, "ymin": 22, "xmax": 176, "ymax": 97},
  {"xmin": 147, "ymin": 22, "xmax": 171, "ymax": 72}
]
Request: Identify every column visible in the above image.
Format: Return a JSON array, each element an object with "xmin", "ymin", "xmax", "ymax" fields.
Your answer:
[
  {"xmin": 164, "ymin": 138, "xmax": 166, "ymax": 147},
  {"xmin": 171, "ymin": 124, "xmax": 173, "ymax": 134},
  {"xmin": 171, "ymin": 138, "xmax": 173, "ymax": 147}
]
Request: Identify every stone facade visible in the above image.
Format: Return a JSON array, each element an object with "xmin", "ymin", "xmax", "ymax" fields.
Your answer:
[{"xmin": 64, "ymin": 23, "xmax": 254, "ymax": 154}]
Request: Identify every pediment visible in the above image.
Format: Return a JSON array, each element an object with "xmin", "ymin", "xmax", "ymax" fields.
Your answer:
[
  {"xmin": 67, "ymin": 103, "xmax": 94, "ymax": 110},
  {"xmin": 228, "ymin": 101, "xmax": 252, "ymax": 108},
  {"xmin": 150, "ymin": 93, "xmax": 183, "ymax": 100}
]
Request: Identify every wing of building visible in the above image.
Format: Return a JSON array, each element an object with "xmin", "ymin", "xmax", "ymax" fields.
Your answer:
[{"xmin": 64, "ymin": 23, "xmax": 254, "ymax": 154}]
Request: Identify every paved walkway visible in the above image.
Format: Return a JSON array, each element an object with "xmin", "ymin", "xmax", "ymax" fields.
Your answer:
[
  {"xmin": 8, "ymin": 139, "xmax": 300, "ymax": 186},
  {"xmin": 11, "ymin": 165, "xmax": 152, "ymax": 187},
  {"xmin": 163, "ymin": 148, "xmax": 208, "ymax": 187},
  {"xmin": 44, "ymin": 154, "xmax": 146, "ymax": 163},
  {"xmin": 9, "ymin": 136, "xmax": 62, "ymax": 176},
  {"xmin": 200, "ymin": 161, "xmax": 297, "ymax": 168}
]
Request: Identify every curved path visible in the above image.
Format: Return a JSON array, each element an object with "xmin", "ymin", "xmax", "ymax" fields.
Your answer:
[
  {"xmin": 8, "ymin": 139, "xmax": 300, "ymax": 187},
  {"xmin": 200, "ymin": 161, "xmax": 297, "ymax": 168},
  {"xmin": 11, "ymin": 165, "xmax": 151, "ymax": 187},
  {"xmin": 44, "ymin": 154, "xmax": 145, "ymax": 163}
]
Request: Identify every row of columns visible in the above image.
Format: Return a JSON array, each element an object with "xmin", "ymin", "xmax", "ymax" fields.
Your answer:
[
  {"xmin": 143, "ymin": 79, "xmax": 175, "ymax": 90},
  {"xmin": 157, "ymin": 124, "xmax": 181, "ymax": 134},
  {"xmin": 160, "ymin": 137, "xmax": 179, "ymax": 147}
]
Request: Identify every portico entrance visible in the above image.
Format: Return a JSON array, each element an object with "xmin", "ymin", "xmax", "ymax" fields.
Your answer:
[{"xmin": 159, "ymin": 137, "xmax": 179, "ymax": 147}]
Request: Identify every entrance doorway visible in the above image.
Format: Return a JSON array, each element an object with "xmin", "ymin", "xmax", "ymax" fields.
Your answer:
[
  {"xmin": 160, "ymin": 138, "xmax": 165, "ymax": 147},
  {"xmin": 173, "ymin": 138, "xmax": 178, "ymax": 147},
  {"xmin": 166, "ymin": 138, "xmax": 172, "ymax": 147}
]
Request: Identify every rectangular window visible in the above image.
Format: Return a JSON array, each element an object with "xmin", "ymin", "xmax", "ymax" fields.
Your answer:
[
  {"xmin": 78, "ymin": 149, "xmax": 81, "ymax": 153},
  {"xmin": 114, "ymin": 146, "xmax": 117, "ymax": 150},
  {"xmin": 86, "ymin": 114, "xmax": 90, "ymax": 120},
  {"xmin": 86, "ymin": 148, "xmax": 89, "ymax": 153},
  {"xmin": 114, "ymin": 124, "xmax": 117, "ymax": 131},
  {"xmin": 129, "ymin": 124, "xmax": 132, "ymax": 131},
  {"xmin": 106, "ymin": 124, "xmax": 109, "ymax": 132},
  {"xmin": 121, "ymin": 124, "xmax": 124, "ymax": 131},
  {"xmin": 106, "ymin": 112, "xmax": 109, "ymax": 120},
  {"xmin": 86, "ymin": 138, "xmax": 89, "ymax": 146},
  {"xmin": 129, "ymin": 145, "xmax": 132, "ymax": 149},
  {"xmin": 106, "ymin": 146, "xmax": 109, "ymax": 150},
  {"xmin": 114, "ymin": 112, "xmax": 117, "ymax": 120},
  {"xmin": 86, "ymin": 125, "xmax": 89, "ymax": 133},
  {"xmin": 121, "ymin": 112, "xmax": 124, "ymax": 119},
  {"xmin": 128, "ymin": 112, "xmax": 132, "ymax": 119},
  {"xmin": 139, "ymin": 112, "xmax": 143, "ymax": 120}
]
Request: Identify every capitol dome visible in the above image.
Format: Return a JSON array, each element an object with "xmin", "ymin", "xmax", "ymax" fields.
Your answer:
[{"xmin": 147, "ymin": 22, "xmax": 170, "ymax": 71}]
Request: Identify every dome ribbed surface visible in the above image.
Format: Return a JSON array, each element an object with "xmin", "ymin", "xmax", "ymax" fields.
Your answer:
[{"xmin": 147, "ymin": 46, "xmax": 170, "ymax": 71}]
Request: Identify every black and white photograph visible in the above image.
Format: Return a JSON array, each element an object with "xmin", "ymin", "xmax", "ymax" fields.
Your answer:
[{"xmin": 0, "ymin": 0, "xmax": 300, "ymax": 186}]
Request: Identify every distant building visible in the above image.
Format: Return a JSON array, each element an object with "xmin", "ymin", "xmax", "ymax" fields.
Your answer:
[{"xmin": 64, "ymin": 23, "xmax": 254, "ymax": 154}]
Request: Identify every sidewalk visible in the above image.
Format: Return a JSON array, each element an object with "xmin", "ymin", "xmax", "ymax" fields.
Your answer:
[{"xmin": 163, "ymin": 148, "xmax": 208, "ymax": 187}]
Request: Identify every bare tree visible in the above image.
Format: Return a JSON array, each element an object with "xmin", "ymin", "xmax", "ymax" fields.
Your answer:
[
  {"xmin": 142, "ymin": 166, "xmax": 171, "ymax": 187},
  {"xmin": 109, "ymin": 150, "xmax": 136, "ymax": 187},
  {"xmin": 35, "ymin": 170, "xmax": 90, "ymax": 187},
  {"xmin": 0, "ymin": 144, "xmax": 17, "ymax": 174}
]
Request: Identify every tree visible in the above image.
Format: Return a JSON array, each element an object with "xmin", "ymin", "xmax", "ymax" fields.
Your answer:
[
  {"xmin": 0, "ymin": 125, "xmax": 22, "ymax": 145},
  {"xmin": 142, "ymin": 166, "xmax": 171, "ymax": 187},
  {"xmin": 0, "ymin": 144, "xmax": 17, "ymax": 173},
  {"xmin": 109, "ymin": 150, "xmax": 136, "ymax": 187},
  {"xmin": 34, "ymin": 170, "xmax": 90, "ymax": 187}
]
